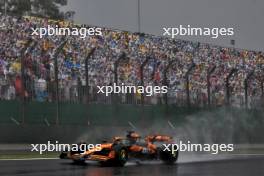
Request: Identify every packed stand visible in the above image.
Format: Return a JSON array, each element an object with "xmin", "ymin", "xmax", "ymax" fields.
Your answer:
[{"xmin": 0, "ymin": 15, "xmax": 263, "ymax": 107}]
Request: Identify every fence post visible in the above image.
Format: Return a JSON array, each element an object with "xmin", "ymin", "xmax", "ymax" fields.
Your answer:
[
  {"xmin": 163, "ymin": 67, "xmax": 168, "ymax": 106},
  {"xmin": 53, "ymin": 39, "xmax": 67, "ymax": 125},
  {"xmin": 207, "ymin": 65, "xmax": 216, "ymax": 107},
  {"xmin": 85, "ymin": 48, "xmax": 95, "ymax": 104},
  {"xmin": 261, "ymin": 80, "xmax": 264, "ymax": 98},
  {"xmin": 225, "ymin": 68, "xmax": 238, "ymax": 106},
  {"xmin": 185, "ymin": 63, "xmax": 196, "ymax": 107},
  {"xmin": 113, "ymin": 52, "xmax": 127, "ymax": 103},
  {"xmin": 244, "ymin": 71, "xmax": 254, "ymax": 109},
  {"xmin": 20, "ymin": 38, "xmax": 34, "ymax": 125},
  {"xmin": 140, "ymin": 56, "xmax": 151, "ymax": 105},
  {"xmin": 163, "ymin": 59, "xmax": 177, "ymax": 105}
]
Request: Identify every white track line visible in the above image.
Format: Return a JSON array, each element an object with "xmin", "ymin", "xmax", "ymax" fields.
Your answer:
[{"xmin": 0, "ymin": 158, "xmax": 59, "ymax": 161}]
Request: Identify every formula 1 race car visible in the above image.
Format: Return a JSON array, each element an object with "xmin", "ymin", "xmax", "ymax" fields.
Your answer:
[{"xmin": 60, "ymin": 131, "xmax": 178, "ymax": 166}]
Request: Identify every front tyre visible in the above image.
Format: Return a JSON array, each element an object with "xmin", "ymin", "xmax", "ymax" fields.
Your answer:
[
  {"xmin": 159, "ymin": 146, "xmax": 178, "ymax": 164},
  {"xmin": 114, "ymin": 147, "xmax": 128, "ymax": 166},
  {"xmin": 59, "ymin": 152, "xmax": 68, "ymax": 159},
  {"xmin": 70, "ymin": 142, "xmax": 86, "ymax": 164},
  {"xmin": 73, "ymin": 158, "xmax": 86, "ymax": 165}
]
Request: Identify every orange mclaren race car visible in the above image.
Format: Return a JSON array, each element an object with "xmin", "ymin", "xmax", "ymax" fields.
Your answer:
[{"xmin": 60, "ymin": 131, "xmax": 178, "ymax": 166}]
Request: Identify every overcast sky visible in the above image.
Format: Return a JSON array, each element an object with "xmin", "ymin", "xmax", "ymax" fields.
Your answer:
[{"xmin": 62, "ymin": 0, "xmax": 264, "ymax": 51}]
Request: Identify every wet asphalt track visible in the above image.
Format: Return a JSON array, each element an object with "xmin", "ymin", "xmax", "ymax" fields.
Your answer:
[{"xmin": 0, "ymin": 157, "xmax": 264, "ymax": 176}]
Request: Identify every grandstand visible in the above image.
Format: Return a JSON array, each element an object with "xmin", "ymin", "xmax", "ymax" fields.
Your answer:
[{"xmin": 0, "ymin": 14, "xmax": 263, "ymax": 111}]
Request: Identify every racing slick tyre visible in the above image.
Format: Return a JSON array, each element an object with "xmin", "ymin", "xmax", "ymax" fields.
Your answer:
[
  {"xmin": 70, "ymin": 151, "xmax": 86, "ymax": 164},
  {"xmin": 113, "ymin": 145, "xmax": 128, "ymax": 167},
  {"xmin": 100, "ymin": 145, "xmax": 128, "ymax": 167},
  {"xmin": 158, "ymin": 146, "xmax": 178, "ymax": 165},
  {"xmin": 70, "ymin": 143, "xmax": 87, "ymax": 165},
  {"xmin": 73, "ymin": 159, "xmax": 86, "ymax": 165},
  {"xmin": 59, "ymin": 145, "xmax": 70, "ymax": 159},
  {"xmin": 59, "ymin": 152, "xmax": 68, "ymax": 159}
]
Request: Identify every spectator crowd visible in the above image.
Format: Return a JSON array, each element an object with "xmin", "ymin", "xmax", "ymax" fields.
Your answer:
[{"xmin": 0, "ymin": 15, "xmax": 263, "ymax": 107}]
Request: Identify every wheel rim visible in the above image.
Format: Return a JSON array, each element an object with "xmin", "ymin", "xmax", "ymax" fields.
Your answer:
[
  {"xmin": 119, "ymin": 149, "xmax": 127, "ymax": 161},
  {"xmin": 172, "ymin": 151, "xmax": 177, "ymax": 157}
]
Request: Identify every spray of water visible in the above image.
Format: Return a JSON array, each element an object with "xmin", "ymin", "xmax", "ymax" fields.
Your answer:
[{"xmin": 75, "ymin": 107, "xmax": 264, "ymax": 163}]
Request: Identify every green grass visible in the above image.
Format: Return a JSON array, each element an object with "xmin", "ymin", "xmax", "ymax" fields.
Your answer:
[{"xmin": 0, "ymin": 151, "xmax": 59, "ymax": 159}]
